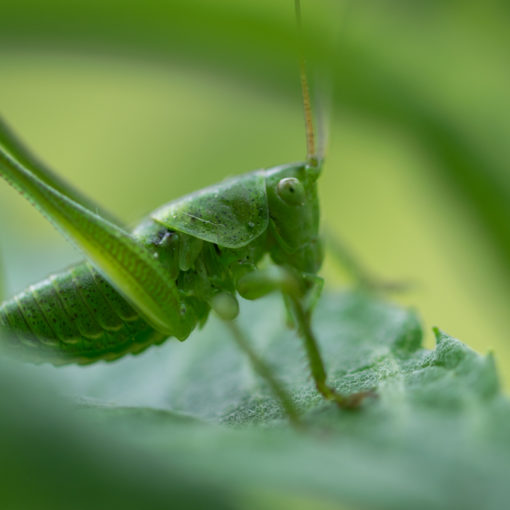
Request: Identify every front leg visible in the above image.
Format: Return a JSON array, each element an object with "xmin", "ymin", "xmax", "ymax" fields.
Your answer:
[
  {"xmin": 282, "ymin": 273, "xmax": 322, "ymax": 330},
  {"xmin": 237, "ymin": 267, "xmax": 374, "ymax": 409},
  {"xmin": 302, "ymin": 273, "xmax": 324, "ymax": 315}
]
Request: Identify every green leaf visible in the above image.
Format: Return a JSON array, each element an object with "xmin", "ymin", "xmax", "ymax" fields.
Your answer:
[{"xmin": 1, "ymin": 291, "xmax": 508, "ymax": 509}]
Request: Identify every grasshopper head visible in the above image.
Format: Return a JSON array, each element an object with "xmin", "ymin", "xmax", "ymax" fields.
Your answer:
[{"xmin": 265, "ymin": 161, "xmax": 323, "ymax": 274}]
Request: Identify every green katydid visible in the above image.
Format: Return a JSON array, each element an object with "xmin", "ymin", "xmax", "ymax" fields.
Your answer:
[{"xmin": 0, "ymin": 1, "xmax": 377, "ymax": 424}]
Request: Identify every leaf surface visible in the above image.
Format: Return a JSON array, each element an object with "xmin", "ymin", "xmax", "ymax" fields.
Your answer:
[{"xmin": 2, "ymin": 291, "xmax": 508, "ymax": 510}]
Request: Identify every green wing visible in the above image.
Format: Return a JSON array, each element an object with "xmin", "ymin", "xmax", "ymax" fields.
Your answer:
[{"xmin": 152, "ymin": 170, "xmax": 268, "ymax": 249}]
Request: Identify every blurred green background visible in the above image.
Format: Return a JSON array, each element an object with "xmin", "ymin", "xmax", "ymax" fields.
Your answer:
[{"xmin": 1, "ymin": 0, "xmax": 509, "ymax": 387}]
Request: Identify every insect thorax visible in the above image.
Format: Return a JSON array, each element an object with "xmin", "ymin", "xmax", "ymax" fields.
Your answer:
[{"xmin": 133, "ymin": 218, "xmax": 268, "ymax": 318}]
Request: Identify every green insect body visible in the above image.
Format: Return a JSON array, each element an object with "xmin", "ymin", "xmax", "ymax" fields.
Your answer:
[
  {"xmin": 0, "ymin": 2, "xmax": 376, "ymax": 421},
  {"xmin": 0, "ymin": 162, "xmax": 322, "ymax": 365}
]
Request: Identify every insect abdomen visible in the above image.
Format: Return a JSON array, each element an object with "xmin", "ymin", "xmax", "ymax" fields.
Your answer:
[{"xmin": 0, "ymin": 262, "xmax": 166, "ymax": 364}]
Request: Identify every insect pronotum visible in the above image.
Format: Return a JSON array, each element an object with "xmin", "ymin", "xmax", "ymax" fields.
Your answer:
[{"xmin": 0, "ymin": 1, "xmax": 374, "ymax": 425}]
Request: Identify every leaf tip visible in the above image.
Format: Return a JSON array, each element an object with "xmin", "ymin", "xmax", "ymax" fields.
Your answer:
[{"xmin": 432, "ymin": 326, "xmax": 444, "ymax": 345}]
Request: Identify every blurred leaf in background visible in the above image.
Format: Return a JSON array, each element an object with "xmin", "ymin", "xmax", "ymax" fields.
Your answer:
[{"xmin": 0, "ymin": 359, "xmax": 236, "ymax": 510}]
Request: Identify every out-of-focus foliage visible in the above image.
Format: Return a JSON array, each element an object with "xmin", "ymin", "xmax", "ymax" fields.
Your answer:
[
  {"xmin": 0, "ymin": 363, "xmax": 235, "ymax": 510},
  {"xmin": 2, "ymin": 292, "xmax": 509, "ymax": 510}
]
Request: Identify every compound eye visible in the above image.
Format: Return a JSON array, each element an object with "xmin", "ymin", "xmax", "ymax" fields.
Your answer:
[{"xmin": 277, "ymin": 177, "xmax": 305, "ymax": 206}]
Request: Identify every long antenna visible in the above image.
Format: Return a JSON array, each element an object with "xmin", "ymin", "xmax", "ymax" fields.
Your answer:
[{"xmin": 295, "ymin": 0, "xmax": 317, "ymax": 166}]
